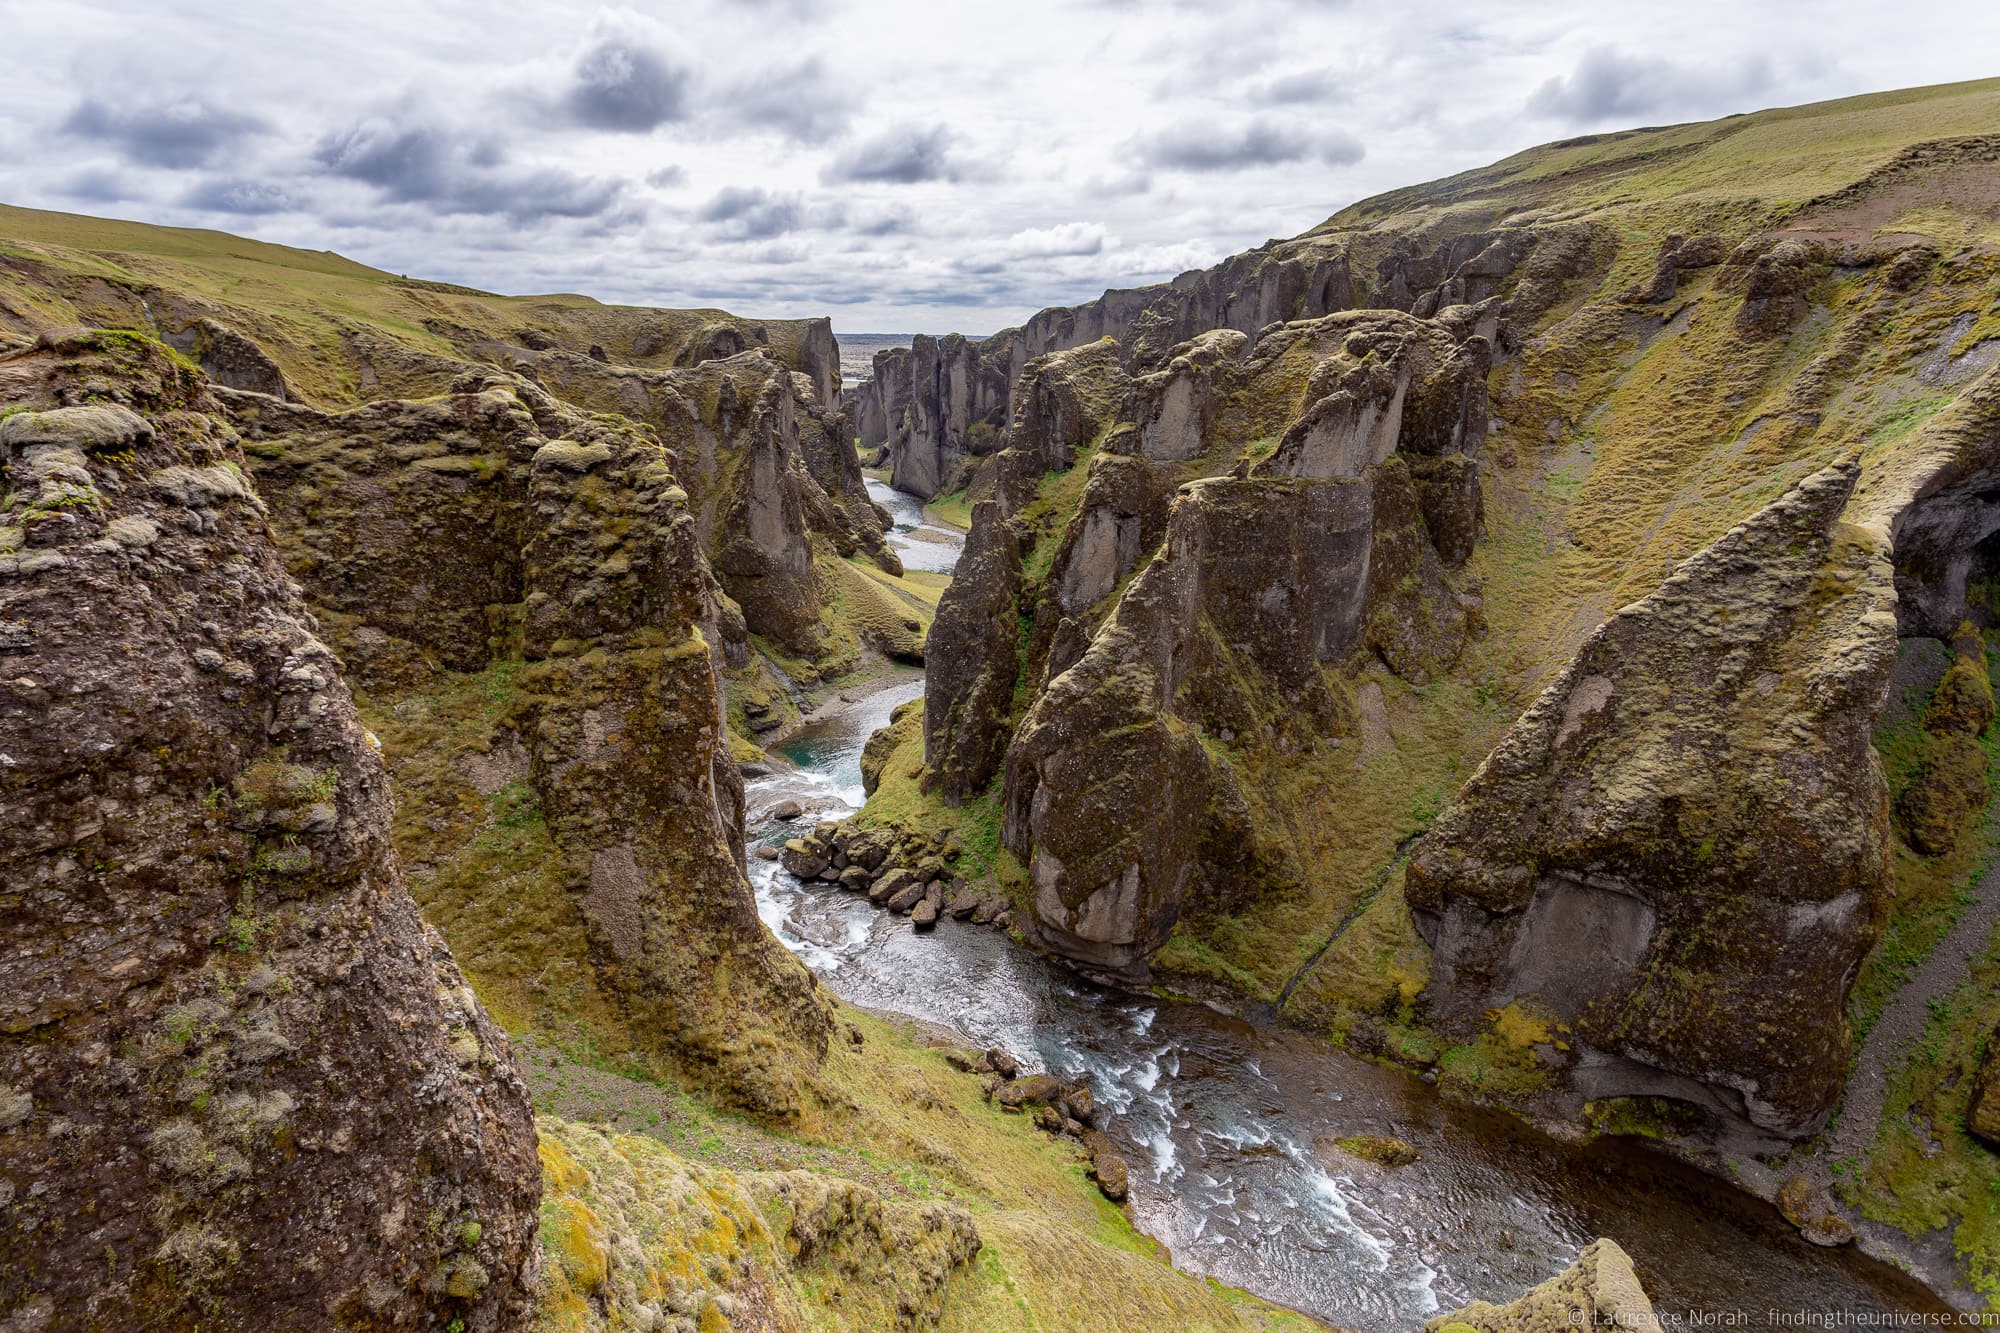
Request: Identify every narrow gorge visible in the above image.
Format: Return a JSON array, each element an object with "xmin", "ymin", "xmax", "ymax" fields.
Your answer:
[{"xmin": 4, "ymin": 71, "xmax": 2000, "ymax": 1333}]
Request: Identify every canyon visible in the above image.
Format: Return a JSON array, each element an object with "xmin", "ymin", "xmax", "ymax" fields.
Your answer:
[{"xmin": 4, "ymin": 73, "xmax": 2000, "ymax": 1332}]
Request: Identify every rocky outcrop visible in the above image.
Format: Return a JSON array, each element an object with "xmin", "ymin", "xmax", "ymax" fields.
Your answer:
[
  {"xmin": 1004, "ymin": 465, "xmax": 1473, "ymax": 975},
  {"xmin": 1406, "ymin": 461, "xmax": 1896, "ymax": 1138},
  {"xmin": 921, "ymin": 341, "xmax": 1138, "ymax": 804},
  {"xmin": 1133, "ymin": 330, "xmax": 1244, "ymax": 464},
  {"xmin": 851, "ymin": 216, "xmax": 1539, "ymax": 501},
  {"xmin": 227, "ymin": 373, "xmax": 834, "ymax": 1117},
  {"xmin": 973, "ymin": 312, "xmax": 1488, "ymax": 976},
  {"xmin": 1429, "ymin": 1239, "xmax": 1662, "ymax": 1333},
  {"xmin": 923, "ymin": 501, "xmax": 1022, "ymax": 803},
  {"xmin": 537, "ymin": 1118, "xmax": 980, "ymax": 1333},
  {"xmin": 883, "ymin": 333, "xmax": 1011, "ymax": 498},
  {"xmin": 0, "ymin": 334, "xmax": 541, "ymax": 1329},
  {"xmin": 162, "ymin": 317, "xmax": 292, "ymax": 399}
]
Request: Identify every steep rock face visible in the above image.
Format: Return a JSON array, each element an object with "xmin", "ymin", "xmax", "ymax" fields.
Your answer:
[
  {"xmin": 851, "ymin": 216, "xmax": 1533, "ymax": 500},
  {"xmin": 884, "ymin": 333, "xmax": 1011, "ymax": 498},
  {"xmin": 952, "ymin": 311, "xmax": 1490, "ymax": 976},
  {"xmin": 922, "ymin": 500, "xmax": 1022, "ymax": 805},
  {"xmin": 1028, "ymin": 451, "xmax": 1175, "ymax": 689},
  {"xmin": 1428, "ymin": 1239, "xmax": 1662, "ymax": 1333},
  {"xmin": 1406, "ymin": 462, "xmax": 1896, "ymax": 1138},
  {"xmin": 229, "ymin": 375, "xmax": 833, "ymax": 1116},
  {"xmin": 161, "ymin": 317, "xmax": 293, "ymax": 400},
  {"xmin": 1134, "ymin": 330, "xmax": 1246, "ymax": 464},
  {"xmin": 921, "ymin": 341, "xmax": 1136, "ymax": 804},
  {"xmin": 1004, "ymin": 457, "xmax": 1479, "ymax": 975},
  {"xmin": 529, "ymin": 346, "xmax": 894, "ymax": 656},
  {"xmin": 0, "ymin": 336, "xmax": 540, "ymax": 1330}
]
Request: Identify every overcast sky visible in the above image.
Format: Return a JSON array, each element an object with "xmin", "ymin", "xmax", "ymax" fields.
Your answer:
[{"xmin": 0, "ymin": 2, "xmax": 1992, "ymax": 334}]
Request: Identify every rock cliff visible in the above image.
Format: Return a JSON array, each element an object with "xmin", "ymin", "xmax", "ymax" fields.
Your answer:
[
  {"xmin": 0, "ymin": 332, "xmax": 541, "ymax": 1330},
  {"xmin": 226, "ymin": 375, "xmax": 834, "ymax": 1117},
  {"xmin": 908, "ymin": 309, "xmax": 1491, "ymax": 978},
  {"xmin": 1405, "ymin": 461, "xmax": 1896, "ymax": 1137}
]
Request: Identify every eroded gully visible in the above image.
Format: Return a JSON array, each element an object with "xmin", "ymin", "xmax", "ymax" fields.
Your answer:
[{"xmin": 743, "ymin": 478, "xmax": 1940, "ymax": 1331}]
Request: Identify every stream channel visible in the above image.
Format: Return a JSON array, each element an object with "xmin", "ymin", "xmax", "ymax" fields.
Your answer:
[{"xmin": 743, "ymin": 477, "xmax": 1940, "ymax": 1329}]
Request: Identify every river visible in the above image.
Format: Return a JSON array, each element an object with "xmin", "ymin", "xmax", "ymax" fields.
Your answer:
[{"xmin": 743, "ymin": 483, "xmax": 1941, "ymax": 1330}]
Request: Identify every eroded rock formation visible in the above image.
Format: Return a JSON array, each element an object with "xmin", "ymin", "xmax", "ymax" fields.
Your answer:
[
  {"xmin": 0, "ymin": 334, "xmax": 541, "ymax": 1329},
  {"xmin": 1406, "ymin": 461, "xmax": 1896, "ymax": 1137},
  {"xmin": 922, "ymin": 310, "xmax": 1495, "ymax": 976},
  {"xmin": 227, "ymin": 373, "xmax": 833, "ymax": 1117},
  {"xmin": 852, "ymin": 218, "xmax": 1539, "ymax": 501}
]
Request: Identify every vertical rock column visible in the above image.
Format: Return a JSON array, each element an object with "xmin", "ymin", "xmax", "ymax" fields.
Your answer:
[{"xmin": 0, "ymin": 343, "xmax": 541, "ymax": 1331}]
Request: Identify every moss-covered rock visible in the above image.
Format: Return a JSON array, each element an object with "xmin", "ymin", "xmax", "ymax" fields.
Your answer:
[
  {"xmin": 1407, "ymin": 461, "xmax": 1896, "ymax": 1138},
  {"xmin": 0, "ymin": 336, "xmax": 541, "ymax": 1329},
  {"xmin": 1429, "ymin": 1239, "xmax": 1662, "ymax": 1333},
  {"xmin": 229, "ymin": 371, "xmax": 833, "ymax": 1118},
  {"xmin": 533, "ymin": 1118, "xmax": 979, "ymax": 1333}
]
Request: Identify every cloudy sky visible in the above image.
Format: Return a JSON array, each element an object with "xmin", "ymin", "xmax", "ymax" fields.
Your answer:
[{"xmin": 0, "ymin": 2, "xmax": 1992, "ymax": 333}]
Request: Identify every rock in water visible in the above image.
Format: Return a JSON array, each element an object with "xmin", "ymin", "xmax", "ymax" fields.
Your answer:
[
  {"xmin": 1429, "ymin": 1239, "xmax": 1662, "ymax": 1333},
  {"xmin": 1406, "ymin": 460, "xmax": 1896, "ymax": 1138},
  {"xmin": 1082, "ymin": 1131, "xmax": 1130, "ymax": 1202},
  {"xmin": 0, "ymin": 340, "xmax": 541, "ymax": 1328},
  {"xmin": 1335, "ymin": 1134, "xmax": 1419, "ymax": 1168}
]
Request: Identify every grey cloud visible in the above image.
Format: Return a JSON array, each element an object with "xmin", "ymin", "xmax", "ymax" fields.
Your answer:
[
  {"xmin": 821, "ymin": 125, "xmax": 964, "ymax": 185},
  {"xmin": 1527, "ymin": 46, "xmax": 1776, "ymax": 124},
  {"xmin": 852, "ymin": 210, "xmax": 913, "ymax": 237},
  {"xmin": 61, "ymin": 98, "xmax": 266, "ymax": 168},
  {"xmin": 564, "ymin": 36, "xmax": 692, "ymax": 131},
  {"xmin": 59, "ymin": 168, "xmax": 137, "ymax": 204},
  {"xmin": 696, "ymin": 187, "xmax": 805, "ymax": 239},
  {"xmin": 727, "ymin": 58, "xmax": 850, "ymax": 143},
  {"xmin": 182, "ymin": 178, "xmax": 298, "ymax": 215},
  {"xmin": 315, "ymin": 120, "xmax": 624, "ymax": 221},
  {"xmin": 646, "ymin": 165, "xmax": 687, "ymax": 189},
  {"xmin": 1250, "ymin": 69, "xmax": 1348, "ymax": 106},
  {"xmin": 1139, "ymin": 119, "xmax": 1364, "ymax": 172}
]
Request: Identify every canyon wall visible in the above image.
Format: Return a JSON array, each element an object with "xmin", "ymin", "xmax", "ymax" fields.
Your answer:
[
  {"xmin": 0, "ymin": 333, "xmax": 542, "ymax": 1329},
  {"xmin": 226, "ymin": 373, "xmax": 835, "ymax": 1117},
  {"xmin": 888, "ymin": 89, "xmax": 2000, "ymax": 1177}
]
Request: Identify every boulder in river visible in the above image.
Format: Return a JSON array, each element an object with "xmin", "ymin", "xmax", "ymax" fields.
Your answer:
[
  {"xmin": 769, "ymin": 798, "xmax": 804, "ymax": 820},
  {"xmin": 911, "ymin": 898, "xmax": 940, "ymax": 930},
  {"xmin": 1082, "ymin": 1131, "xmax": 1130, "ymax": 1202},
  {"xmin": 870, "ymin": 867, "xmax": 920, "ymax": 905},
  {"xmin": 996, "ymin": 1074, "xmax": 1062, "ymax": 1110},
  {"xmin": 1775, "ymin": 1175, "xmax": 1855, "ymax": 1248},
  {"xmin": 1335, "ymin": 1134, "xmax": 1419, "ymax": 1168},
  {"xmin": 780, "ymin": 837, "xmax": 830, "ymax": 879}
]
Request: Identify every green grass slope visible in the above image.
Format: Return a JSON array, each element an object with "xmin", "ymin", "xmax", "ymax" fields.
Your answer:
[{"xmin": 0, "ymin": 201, "xmax": 834, "ymax": 406}]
